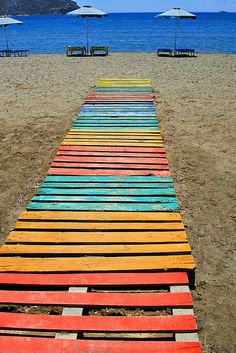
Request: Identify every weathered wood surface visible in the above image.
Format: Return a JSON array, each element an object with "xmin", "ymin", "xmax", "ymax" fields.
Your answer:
[
  {"xmin": 0, "ymin": 290, "xmax": 192, "ymax": 307},
  {"xmin": 0, "ymin": 312, "xmax": 197, "ymax": 331},
  {"xmin": 0, "ymin": 255, "xmax": 195, "ymax": 272},
  {"xmin": 0, "ymin": 272, "xmax": 189, "ymax": 286},
  {"xmin": 0, "ymin": 337, "xmax": 202, "ymax": 353}
]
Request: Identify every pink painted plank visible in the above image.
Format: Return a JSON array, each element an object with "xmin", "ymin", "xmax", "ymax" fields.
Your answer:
[
  {"xmin": 0, "ymin": 336, "xmax": 202, "ymax": 353},
  {"xmin": 53, "ymin": 156, "xmax": 168, "ymax": 164},
  {"xmin": 51, "ymin": 162, "xmax": 169, "ymax": 170},
  {"xmin": 59, "ymin": 146, "xmax": 166, "ymax": 153},
  {"xmin": 0, "ymin": 291, "xmax": 192, "ymax": 307},
  {"xmin": 48, "ymin": 168, "xmax": 171, "ymax": 176},
  {"xmin": 0, "ymin": 272, "xmax": 189, "ymax": 286},
  {"xmin": 0, "ymin": 313, "xmax": 197, "ymax": 332}
]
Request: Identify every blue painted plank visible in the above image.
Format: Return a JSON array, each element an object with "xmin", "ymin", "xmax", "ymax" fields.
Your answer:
[
  {"xmin": 37, "ymin": 188, "xmax": 176, "ymax": 196},
  {"xmin": 27, "ymin": 202, "xmax": 179, "ymax": 212},
  {"xmin": 32, "ymin": 195, "xmax": 177, "ymax": 203},
  {"xmin": 44, "ymin": 175, "xmax": 173, "ymax": 183},
  {"xmin": 41, "ymin": 182, "xmax": 174, "ymax": 189}
]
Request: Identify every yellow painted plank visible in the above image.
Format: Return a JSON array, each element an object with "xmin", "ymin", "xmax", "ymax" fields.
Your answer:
[
  {"xmin": 0, "ymin": 255, "xmax": 195, "ymax": 272},
  {"xmin": 62, "ymin": 141, "xmax": 164, "ymax": 147}
]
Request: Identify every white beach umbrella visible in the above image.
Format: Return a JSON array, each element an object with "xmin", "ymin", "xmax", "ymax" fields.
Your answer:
[
  {"xmin": 156, "ymin": 8, "xmax": 196, "ymax": 50},
  {"xmin": 0, "ymin": 16, "xmax": 23, "ymax": 50},
  {"xmin": 67, "ymin": 6, "xmax": 107, "ymax": 53}
]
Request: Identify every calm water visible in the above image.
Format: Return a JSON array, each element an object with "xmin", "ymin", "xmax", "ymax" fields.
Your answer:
[{"xmin": 1, "ymin": 12, "xmax": 236, "ymax": 54}]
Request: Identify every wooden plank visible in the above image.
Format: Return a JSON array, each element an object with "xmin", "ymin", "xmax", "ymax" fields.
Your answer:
[
  {"xmin": 0, "ymin": 313, "xmax": 197, "ymax": 331},
  {"xmin": 40, "ymin": 182, "xmax": 173, "ymax": 189},
  {"xmin": 44, "ymin": 175, "xmax": 172, "ymax": 182},
  {"xmin": 13, "ymin": 220, "xmax": 184, "ymax": 231},
  {"xmin": 0, "ymin": 291, "xmax": 193, "ymax": 307},
  {"xmin": 67, "ymin": 130, "xmax": 161, "ymax": 135},
  {"xmin": 50, "ymin": 162, "xmax": 169, "ymax": 170},
  {"xmin": 6, "ymin": 230, "xmax": 188, "ymax": 244},
  {"xmin": 0, "ymin": 255, "xmax": 195, "ymax": 272},
  {"xmin": 72, "ymin": 127, "xmax": 158, "ymax": 131},
  {"xmin": 0, "ymin": 243, "xmax": 191, "ymax": 255},
  {"xmin": 18, "ymin": 210, "xmax": 181, "ymax": 221},
  {"xmin": 58, "ymin": 146, "xmax": 166, "ymax": 153},
  {"xmin": 36, "ymin": 188, "xmax": 175, "ymax": 196},
  {"xmin": 61, "ymin": 141, "xmax": 164, "ymax": 147},
  {"xmin": 30, "ymin": 196, "xmax": 176, "ymax": 203},
  {"xmin": 0, "ymin": 337, "xmax": 202, "ymax": 353},
  {"xmin": 0, "ymin": 272, "xmax": 189, "ymax": 286},
  {"xmin": 53, "ymin": 156, "xmax": 168, "ymax": 164},
  {"xmin": 48, "ymin": 168, "xmax": 171, "ymax": 176}
]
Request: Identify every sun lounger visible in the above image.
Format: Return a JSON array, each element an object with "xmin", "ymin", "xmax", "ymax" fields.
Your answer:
[
  {"xmin": 157, "ymin": 48, "xmax": 173, "ymax": 56},
  {"xmin": 0, "ymin": 49, "xmax": 29, "ymax": 57},
  {"xmin": 90, "ymin": 46, "xmax": 109, "ymax": 56},
  {"xmin": 66, "ymin": 46, "xmax": 86, "ymax": 57},
  {"xmin": 174, "ymin": 49, "xmax": 195, "ymax": 57}
]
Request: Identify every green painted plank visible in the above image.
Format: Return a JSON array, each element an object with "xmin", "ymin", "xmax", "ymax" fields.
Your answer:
[
  {"xmin": 40, "ymin": 182, "xmax": 174, "ymax": 189},
  {"xmin": 27, "ymin": 202, "xmax": 179, "ymax": 212},
  {"xmin": 44, "ymin": 176, "xmax": 173, "ymax": 182},
  {"xmin": 92, "ymin": 88, "xmax": 153, "ymax": 92},
  {"xmin": 77, "ymin": 113, "xmax": 157, "ymax": 117},
  {"xmin": 32, "ymin": 195, "xmax": 177, "ymax": 203},
  {"xmin": 37, "ymin": 188, "xmax": 176, "ymax": 196}
]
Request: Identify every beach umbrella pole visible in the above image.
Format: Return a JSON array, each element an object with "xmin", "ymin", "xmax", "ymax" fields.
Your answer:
[
  {"xmin": 174, "ymin": 17, "xmax": 180, "ymax": 51},
  {"xmin": 3, "ymin": 26, "xmax": 9, "ymax": 50}
]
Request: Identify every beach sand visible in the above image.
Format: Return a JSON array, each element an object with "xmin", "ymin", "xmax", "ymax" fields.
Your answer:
[{"xmin": 0, "ymin": 53, "xmax": 235, "ymax": 352}]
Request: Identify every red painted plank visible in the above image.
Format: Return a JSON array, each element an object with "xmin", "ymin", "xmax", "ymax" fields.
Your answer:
[
  {"xmin": 0, "ymin": 291, "xmax": 192, "ymax": 307},
  {"xmin": 51, "ymin": 162, "xmax": 169, "ymax": 170},
  {"xmin": 0, "ymin": 272, "xmax": 189, "ymax": 286},
  {"xmin": 48, "ymin": 168, "xmax": 171, "ymax": 176},
  {"xmin": 57, "ymin": 151, "xmax": 167, "ymax": 158},
  {"xmin": 0, "ymin": 336, "xmax": 202, "ymax": 353},
  {"xmin": 0, "ymin": 313, "xmax": 197, "ymax": 332},
  {"xmin": 59, "ymin": 146, "xmax": 167, "ymax": 153},
  {"xmin": 53, "ymin": 156, "xmax": 168, "ymax": 164},
  {"xmin": 51, "ymin": 161, "xmax": 169, "ymax": 170}
]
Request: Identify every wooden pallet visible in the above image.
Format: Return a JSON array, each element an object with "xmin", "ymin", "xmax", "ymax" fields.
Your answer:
[
  {"xmin": 0, "ymin": 79, "xmax": 201, "ymax": 351},
  {"xmin": 0, "ymin": 272, "xmax": 201, "ymax": 352}
]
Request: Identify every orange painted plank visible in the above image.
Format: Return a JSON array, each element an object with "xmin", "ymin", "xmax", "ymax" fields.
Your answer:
[
  {"xmin": 19, "ymin": 211, "xmax": 182, "ymax": 221},
  {"xmin": 6, "ymin": 230, "xmax": 188, "ymax": 244},
  {"xmin": 0, "ymin": 337, "xmax": 202, "ymax": 353},
  {"xmin": 59, "ymin": 146, "xmax": 166, "ymax": 153},
  {"xmin": 0, "ymin": 243, "xmax": 191, "ymax": 255},
  {"xmin": 0, "ymin": 255, "xmax": 195, "ymax": 272},
  {"xmin": 0, "ymin": 313, "xmax": 197, "ymax": 331},
  {"xmin": 0, "ymin": 272, "xmax": 190, "ymax": 286},
  {"xmin": 13, "ymin": 221, "xmax": 185, "ymax": 231}
]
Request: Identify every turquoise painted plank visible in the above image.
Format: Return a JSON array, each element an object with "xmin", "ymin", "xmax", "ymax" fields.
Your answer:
[
  {"xmin": 81, "ymin": 109, "xmax": 156, "ymax": 112},
  {"xmin": 37, "ymin": 188, "xmax": 176, "ymax": 196},
  {"xmin": 73, "ymin": 120, "xmax": 157, "ymax": 124},
  {"xmin": 71, "ymin": 127, "xmax": 158, "ymax": 131},
  {"xmin": 44, "ymin": 175, "xmax": 173, "ymax": 182},
  {"xmin": 77, "ymin": 113, "xmax": 157, "ymax": 117},
  {"xmin": 32, "ymin": 195, "xmax": 177, "ymax": 203},
  {"xmin": 40, "ymin": 182, "xmax": 174, "ymax": 189},
  {"xmin": 72, "ymin": 124, "xmax": 158, "ymax": 128},
  {"xmin": 27, "ymin": 202, "xmax": 179, "ymax": 212}
]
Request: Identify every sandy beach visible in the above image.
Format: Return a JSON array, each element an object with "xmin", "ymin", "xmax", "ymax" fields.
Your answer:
[{"xmin": 0, "ymin": 53, "xmax": 235, "ymax": 352}]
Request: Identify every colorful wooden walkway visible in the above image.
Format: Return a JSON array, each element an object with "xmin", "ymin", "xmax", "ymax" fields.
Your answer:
[{"xmin": 0, "ymin": 79, "xmax": 202, "ymax": 352}]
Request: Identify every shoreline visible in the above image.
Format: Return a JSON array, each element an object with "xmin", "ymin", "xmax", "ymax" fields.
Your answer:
[{"xmin": 0, "ymin": 53, "xmax": 235, "ymax": 353}]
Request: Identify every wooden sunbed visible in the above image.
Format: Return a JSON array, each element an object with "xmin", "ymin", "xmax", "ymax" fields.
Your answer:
[
  {"xmin": 90, "ymin": 46, "xmax": 109, "ymax": 56},
  {"xmin": 66, "ymin": 46, "xmax": 86, "ymax": 57}
]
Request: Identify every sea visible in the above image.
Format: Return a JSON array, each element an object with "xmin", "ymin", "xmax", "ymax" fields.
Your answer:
[{"xmin": 1, "ymin": 12, "xmax": 236, "ymax": 54}]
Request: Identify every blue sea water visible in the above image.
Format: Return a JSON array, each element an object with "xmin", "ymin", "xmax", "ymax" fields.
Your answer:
[{"xmin": 0, "ymin": 12, "xmax": 235, "ymax": 54}]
